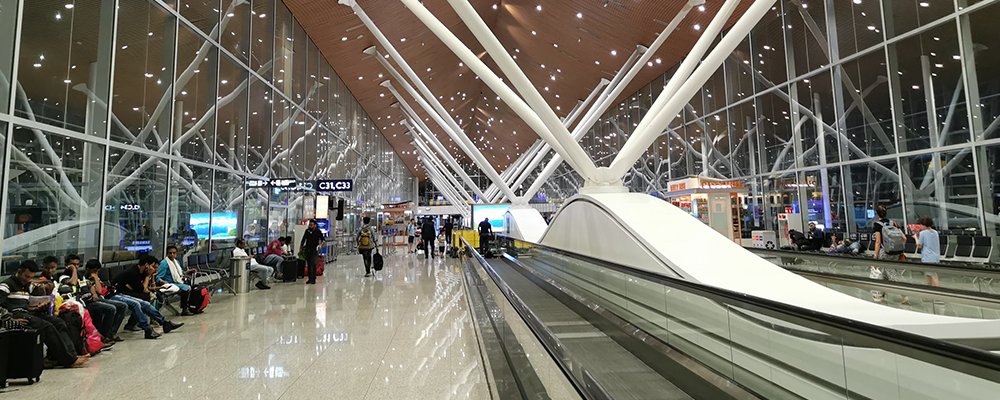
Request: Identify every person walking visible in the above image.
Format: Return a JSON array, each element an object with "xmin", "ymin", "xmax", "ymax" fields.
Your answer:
[
  {"xmin": 300, "ymin": 219, "xmax": 325, "ymax": 285},
  {"xmin": 914, "ymin": 216, "xmax": 941, "ymax": 287},
  {"xmin": 358, "ymin": 216, "xmax": 378, "ymax": 276},
  {"xmin": 406, "ymin": 221, "xmax": 417, "ymax": 254},
  {"xmin": 421, "ymin": 218, "xmax": 436, "ymax": 259},
  {"xmin": 444, "ymin": 219, "xmax": 454, "ymax": 252},
  {"xmin": 478, "ymin": 217, "xmax": 493, "ymax": 256},
  {"xmin": 870, "ymin": 205, "xmax": 906, "ymax": 303}
]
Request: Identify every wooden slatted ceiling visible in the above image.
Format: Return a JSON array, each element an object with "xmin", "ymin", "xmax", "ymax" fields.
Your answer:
[{"xmin": 283, "ymin": 0, "xmax": 749, "ymax": 179}]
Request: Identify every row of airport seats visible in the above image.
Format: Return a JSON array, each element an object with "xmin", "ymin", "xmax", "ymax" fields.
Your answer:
[{"xmin": 833, "ymin": 231, "xmax": 997, "ymax": 266}]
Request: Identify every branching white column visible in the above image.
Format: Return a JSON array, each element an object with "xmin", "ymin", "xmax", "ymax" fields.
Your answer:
[
  {"xmin": 398, "ymin": 0, "xmax": 596, "ymax": 179},
  {"xmin": 339, "ymin": 2, "xmax": 518, "ymax": 202},
  {"xmin": 608, "ymin": 0, "xmax": 776, "ymax": 180}
]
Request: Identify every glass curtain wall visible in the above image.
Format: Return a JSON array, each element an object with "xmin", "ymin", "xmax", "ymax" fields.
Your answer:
[
  {"xmin": 0, "ymin": 0, "xmax": 415, "ymax": 263},
  {"xmin": 533, "ymin": 0, "xmax": 1000, "ymax": 238}
]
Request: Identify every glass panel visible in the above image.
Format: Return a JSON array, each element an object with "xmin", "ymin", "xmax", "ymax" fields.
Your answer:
[
  {"xmin": 785, "ymin": 0, "xmax": 830, "ymax": 76},
  {"xmin": 211, "ymin": 169, "xmax": 242, "ymax": 249},
  {"xmin": 215, "ymin": 54, "xmax": 248, "ymax": 170},
  {"xmin": 850, "ymin": 159, "xmax": 901, "ymax": 232},
  {"xmin": 884, "ymin": 0, "xmax": 956, "ymax": 38},
  {"xmin": 103, "ymin": 149, "xmax": 168, "ymax": 259},
  {"xmin": 247, "ymin": 76, "xmax": 270, "ymax": 176},
  {"xmin": 839, "ymin": 49, "xmax": 895, "ymax": 159},
  {"xmin": 220, "ymin": 0, "xmax": 250, "ymax": 63},
  {"xmin": 243, "ymin": 179, "xmax": 268, "ymax": 247},
  {"xmin": 796, "ymin": 70, "xmax": 838, "ymax": 167},
  {"xmin": 902, "ymin": 150, "xmax": 980, "ymax": 234},
  {"xmin": 273, "ymin": 0, "xmax": 292, "ymax": 94},
  {"xmin": 173, "ymin": 26, "xmax": 219, "ymax": 160},
  {"xmin": 0, "ymin": 0, "xmax": 18, "ymax": 113},
  {"xmin": 757, "ymin": 90, "xmax": 793, "ymax": 172},
  {"xmin": 889, "ymin": 21, "xmax": 969, "ymax": 153},
  {"xmin": 965, "ymin": 2, "xmax": 1000, "ymax": 141},
  {"xmin": 16, "ymin": 0, "xmax": 114, "ymax": 136},
  {"xmin": 110, "ymin": 0, "xmax": 176, "ymax": 150},
  {"xmin": 250, "ymin": 0, "xmax": 274, "ymax": 75},
  {"xmin": 751, "ymin": 2, "xmax": 788, "ymax": 91},
  {"xmin": 3, "ymin": 126, "xmax": 105, "ymax": 260},
  {"xmin": 166, "ymin": 161, "xmax": 213, "ymax": 254},
  {"xmin": 834, "ymin": 0, "xmax": 885, "ymax": 58},
  {"xmin": 179, "ymin": 0, "xmax": 220, "ymax": 36}
]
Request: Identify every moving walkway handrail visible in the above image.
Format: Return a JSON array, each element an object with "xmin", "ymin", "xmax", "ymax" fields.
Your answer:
[
  {"xmin": 497, "ymin": 236, "xmax": 1000, "ymax": 384},
  {"xmin": 748, "ymin": 247, "xmax": 1000, "ymax": 278}
]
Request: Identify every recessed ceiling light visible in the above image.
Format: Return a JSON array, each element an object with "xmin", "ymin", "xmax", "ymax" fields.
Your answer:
[
  {"xmin": 576, "ymin": 12, "xmax": 583, "ymax": 18},
  {"xmin": 536, "ymin": 5, "xmax": 542, "ymax": 11}
]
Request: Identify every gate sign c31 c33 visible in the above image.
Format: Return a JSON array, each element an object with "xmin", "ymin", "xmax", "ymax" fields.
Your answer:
[{"xmin": 316, "ymin": 179, "xmax": 353, "ymax": 192}]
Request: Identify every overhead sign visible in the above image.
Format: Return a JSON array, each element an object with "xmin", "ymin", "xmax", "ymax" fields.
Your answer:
[{"xmin": 316, "ymin": 179, "xmax": 354, "ymax": 192}]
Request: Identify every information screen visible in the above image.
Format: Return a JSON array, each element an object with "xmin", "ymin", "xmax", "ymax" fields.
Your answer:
[
  {"xmin": 471, "ymin": 204, "xmax": 511, "ymax": 231},
  {"xmin": 190, "ymin": 212, "xmax": 239, "ymax": 239}
]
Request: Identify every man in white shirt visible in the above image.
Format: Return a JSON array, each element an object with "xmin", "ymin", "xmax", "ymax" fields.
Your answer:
[{"xmin": 235, "ymin": 239, "xmax": 273, "ymax": 290}]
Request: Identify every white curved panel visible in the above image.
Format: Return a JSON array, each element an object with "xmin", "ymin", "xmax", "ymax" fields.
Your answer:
[
  {"xmin": 504, "ymin": 207, "xmax": 548, "ymax": 243},
  {"xmin": 541, "ymin": 193, "xmax": 1000, "ymax": 340},
  {"xmin": 541, "ymin": 198, "xmax": 685, "ymax": 279}
]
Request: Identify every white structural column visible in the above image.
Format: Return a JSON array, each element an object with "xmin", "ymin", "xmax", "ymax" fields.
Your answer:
[
  {"xmin": 398, "ymin": 0, "xmax": 597, "ymax": 181},
  {"xmin": 383, "ymin": 80, "xmax": 487, "ymax": 201},
  {"xmin": 607, "ymin": 0, "xmax": 777, "ymax": 180},
  {"xmin": 438, "ymin": 0, "xmax": 603, "ymax": 180},
  {"xmin": 517, "ymin": 4, "xmax": 698, "ymax": 199},
  {"xmin": 339, "ymin": 2, "xmax": 519, "ymax": 202}
]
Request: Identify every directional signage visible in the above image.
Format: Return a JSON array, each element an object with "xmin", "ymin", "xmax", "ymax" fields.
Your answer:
[{"xmin": 316, "ymin": 179, "xmax": 353, "ymax": 192}]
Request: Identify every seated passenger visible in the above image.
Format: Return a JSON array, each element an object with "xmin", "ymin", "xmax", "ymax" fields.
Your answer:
[
  {"xmin": 827, "ymin": 235, "xmax": 846, "ymax": 254},
  {"xmin": 261, "ymin": 236, "xmax": 286, "ymax": 270},
  {"xmin": 235, "ymin": 239, "xmax": 273, "ymax": 290},
  {"xmin": 60, "ymin": 256, "xmax": 128, "ymax": 344},
  {"xmin": 110, "ymin": 256, "xmax": 184, "ymax": 339},
  {"xmin": 0, "ymin": 261, "xmax": 89, "ymax": 368},
  {"xmin": 157, "ymin": 245, "xmax": 199, "ymax": 316}
]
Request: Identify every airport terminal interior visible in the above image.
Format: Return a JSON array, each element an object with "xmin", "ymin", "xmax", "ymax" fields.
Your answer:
[{"xmin": 1, "ymin": 0, "xmax": 1000, "ymax": 399}]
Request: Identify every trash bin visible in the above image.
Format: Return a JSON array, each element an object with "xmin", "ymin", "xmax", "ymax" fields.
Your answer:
[{"xmin": 232, "ymin": 256, "xmax": 251, "ymax": 294}]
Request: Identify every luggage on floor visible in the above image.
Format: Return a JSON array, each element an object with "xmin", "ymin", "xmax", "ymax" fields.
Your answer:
[
  {"xmin": 57, "ymin": 309, "xmax": 85, "ymax": 355},
  {"xmin": 373, "ymin": 250, "xmax": 384, "ymax": 272},
  {"xmin": 0, "ymin": 329, "xmax": 9, "ymax": 387},
  {"xmin": 5, "ymin": 329, "xmax": 43, "ymax": 385},
  {"xmin": 189, "ymin": 286, "xmax": 210, "ymax": 313},
  {"xmin": 304, "ymin": 257, "xmax": 325, "ymax": 277},
  {"xmin": 282, "ymin": 260, "xmax": 298, "ymax": 282}
]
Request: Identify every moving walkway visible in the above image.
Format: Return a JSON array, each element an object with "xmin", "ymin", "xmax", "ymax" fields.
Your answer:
[
  {"xmin": 461, "ymin": 237, "xmax": 1000, "ymax": 400},
  {"xmin": 748, "ymin": 248, "xmax": 1000, "ymax": 319}
]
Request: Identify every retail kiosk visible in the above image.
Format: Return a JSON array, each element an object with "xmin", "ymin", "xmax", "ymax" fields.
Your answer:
[{"xmin": 662, "ymin": 176, "xmax": 748, "ymax": 243}]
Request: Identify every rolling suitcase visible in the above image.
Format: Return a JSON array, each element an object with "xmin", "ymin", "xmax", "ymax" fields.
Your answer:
[
  {"xmin": 6, "ymin": 329, "xmax": 43, "ymax": 385},
  {"xmin": 0, "ymin": 330, "xmax": 8, "ymax": 387},
  {"xmin": 282, "ymin": 258, "xmax": 298, "ymax": 282}
]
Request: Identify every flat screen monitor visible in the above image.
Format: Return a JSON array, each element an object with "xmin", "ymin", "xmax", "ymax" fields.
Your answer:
[
  {"xmin": 190, "ymin": 212, "xmax": 239, "ymax": 240},
  {"xmin": 471, "ymin": 204, "xmax": 510, "ymax": 231}
]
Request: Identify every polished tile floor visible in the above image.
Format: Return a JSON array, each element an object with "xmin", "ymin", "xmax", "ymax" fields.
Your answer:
[{"xmin": 5, "ymin": 252, "xmax": 491, "ymax": 400}]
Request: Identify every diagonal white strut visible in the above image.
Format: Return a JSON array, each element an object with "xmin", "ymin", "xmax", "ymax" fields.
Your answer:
[
  {"xmin": 383, "ymin": 80, "xmax": 487, "ymax": 201},
  {"xmin": 340, "ymin": 2, "xmax": 519, "ymax": 202},
  {"xmin": 405, "ymin": 121, "xmax": 475, "ymax": 204},
  {"xmin": 398, "ymin": 0, "xmax": 599, "ymax": 182},
  {"xmin": 409, "ymin": 126, "xmax": 473, "ymax": 204}
]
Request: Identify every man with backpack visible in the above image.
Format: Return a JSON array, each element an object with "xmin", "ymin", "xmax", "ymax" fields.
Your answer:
[
  {"xmin": 421, "ymin": 218, "xmax": 436, "ymax": 259},
  {"xmin": 357, "ymin": 216, "xmax": 378, "ymax": 277},
  {"xmin": 870, "ymin": 205, "xmax": 906, "ymax": 303}
]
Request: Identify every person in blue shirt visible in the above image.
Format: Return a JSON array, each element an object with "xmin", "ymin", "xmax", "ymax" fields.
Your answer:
[
  {"xmin": 914, "ymin": 216, "xmax": 941, "ymax": 287},
  {"xmin": 157, "ymin": 245, "xmax": 199, "ymax": 315}
]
